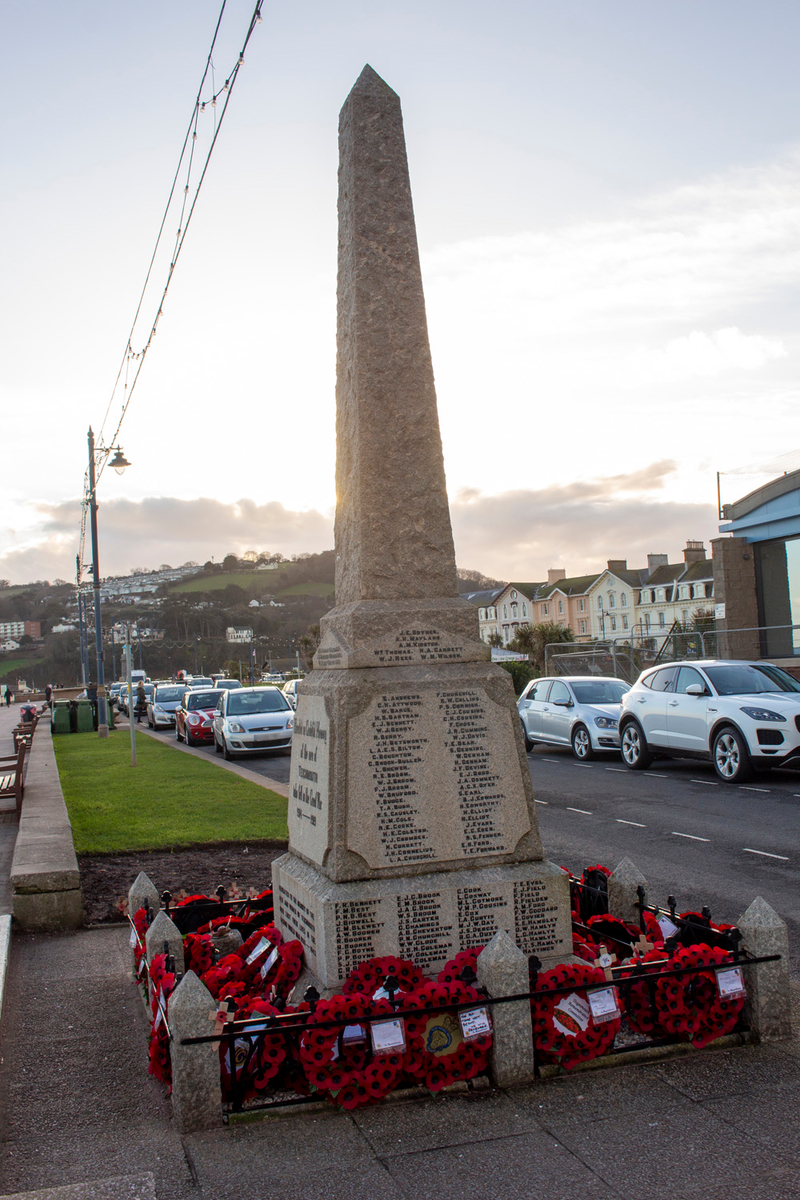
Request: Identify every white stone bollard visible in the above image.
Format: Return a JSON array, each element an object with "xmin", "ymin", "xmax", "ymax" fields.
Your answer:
[
  {"xmin": 477, "ymin": 930, "xmax": 534, "ymax": 1088},
  {"xmin": 169, "ymin": 971, "xmax": 223, "ymax": 1133},
  {"xmin": 145, "ymin": 909, "xmax": 184, "ymax": 1006},
  {"xmin": 127, "ymin": 871, "xmax": 160, "ymax": 977},
  {"xmin": 607, "ymin": 857, "xmax": 647, "ymax": 926},
  {"xmin": 738, "ymin": 896, "xmax": 793, "ymax": 1041}
]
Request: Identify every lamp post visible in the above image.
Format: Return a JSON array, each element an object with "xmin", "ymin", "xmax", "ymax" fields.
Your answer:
[
  {"xmin": 86, "ymin": 428, "xmax": 130, "ymax": 738},
  {"xmin": 76, "ymin": 554, "xmax": 88, "ymax": 686}
]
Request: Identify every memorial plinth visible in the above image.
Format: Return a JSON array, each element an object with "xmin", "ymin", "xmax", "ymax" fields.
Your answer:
[{"xmin": 272, "ymin": 66, "xmax": 571, "ymax": 987}]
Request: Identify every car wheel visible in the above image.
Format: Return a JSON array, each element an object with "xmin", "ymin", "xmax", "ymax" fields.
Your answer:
[
  {"xmin": 712, "ymin": 726, "xmax": 754, "ymax": 783},
  {"xmin": 222, "ymin": 737, "xmax": 234, "ymax": 761},
  {"xmin": 620, "ymin": 722, "xmax": 652, "ymax": 770},
  {"xmin": 175, "ymin": 725, "xmax": 182, "ymax": 741},
  {"xmin": 185, "ymin": 730, "xmax": 195, "ymax": 748},
  {"xmin": 571, "ymin": 724, "xmax": 594, "ymax": 761},
  {"xmin": 520, "ymin": 720, "xmax": 534, "ymax": 753},
  {"xmin": 214, "ymin": 735, "xmax": 222, "ymax": 755}
]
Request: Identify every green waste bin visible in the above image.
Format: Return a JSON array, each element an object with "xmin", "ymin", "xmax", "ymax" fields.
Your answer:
[
  {"xmin": 76, "ymin": 700, "xmax": 94, "ymax": 732},
  {"xmin": 52, "ymin": 702, "xmax": 71, "ymax": 735},
  {"xmin": 106, "ymin": 701, "xmax": 115, "ymax": 729}
]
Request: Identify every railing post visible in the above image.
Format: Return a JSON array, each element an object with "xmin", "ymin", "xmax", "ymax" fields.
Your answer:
[
  {"xmin": 607, "ymin": 858, "xmax": 647, "ymax": 926},
  {"xmin": 738, "ymin": 897, "xmax": 793, "ymax": 1041},
  {"xmin": 477, "ymin": 930, "xmax": 534, "ymax": 1088},
  {"xmin": 169, "ymin": 971, "xmax": 222, "ymax": 1133}
]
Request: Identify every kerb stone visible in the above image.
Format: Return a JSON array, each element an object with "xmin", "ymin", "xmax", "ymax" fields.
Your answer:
[
  {"xmin": 607, "ymin": 857, "xmax": 647, "ymax": 926},
  {"xmin": 168, "ymin": 971, "xmax": 222, "ymax": 1133},
  {"xmin": 127, "ymin": 871, "xmax": 160, "ymax": 975},
  {"xmin": 477, "ymin": 930, "xmax": 534, "ymax": 1087},
  {"xmin": 738, "ymin": 896, "xmax": 792, "ymax": 1041},
  {"xmin": 144, "ymin": 910, "xmax": 183, "ymax": 1002}
]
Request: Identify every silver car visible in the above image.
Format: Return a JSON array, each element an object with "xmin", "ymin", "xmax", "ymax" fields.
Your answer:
[
  {"xmin": 146, "ymin": 683, "xmax": 186, "ymax": 729},
  {"xmin": 213, "ymin": 686, "xmax": 294, "ymax": 759},
  {"xmin": 518, "ymin": 675, "xmax": 629, "ymax": 760}
]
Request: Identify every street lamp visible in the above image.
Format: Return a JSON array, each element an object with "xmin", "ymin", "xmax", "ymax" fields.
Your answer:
[{"xmin": 86, "ymin": 427, "xmax": 130, "ymax": 738}]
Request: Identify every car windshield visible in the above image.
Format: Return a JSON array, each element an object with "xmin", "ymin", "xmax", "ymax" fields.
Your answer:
[
  {"xmin": 227, "ymin": 689, "xmax": 288, "ymax": 715},
  {"xmin": 191, "ymin": 678, "xmax": 214, "ymax": 687},
  {"xmin": 187, "ymin": 690, "xmax": 223, "ymax": 711},
  {"xmin": 155, "ymin": 686, "xmax": 184, "ymax": 702},
  {"xmin": 571, "ymin": 681, "xmax": 628, "ymax": 704},
  {"xmin": 703, "ymin": 664, "xmax": 795, "ymax": 696},
  {"xmin": 751, "ymin": 663, "xmax": 800, "ymax": 692}
]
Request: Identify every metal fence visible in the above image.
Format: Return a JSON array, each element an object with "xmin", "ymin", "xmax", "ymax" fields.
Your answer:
[{"xmin": 545, "ymin": 623, "xmax": 800, "ymax": 681}]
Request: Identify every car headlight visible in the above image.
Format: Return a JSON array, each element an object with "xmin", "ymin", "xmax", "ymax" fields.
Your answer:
[
  {"xmin": 287, "ymin": 715, "xmax": 294, "ymax": 729},
  {"xmin": 740, "ymin": 707, "xmax": 785, "ymax": 722},
  {"xmin": 594, "ymin": 716, "xmax": 618, "ymax": 729},
  {"xmin": 228, "ymin": 721, "xmax": 245, "ymax": 733}
]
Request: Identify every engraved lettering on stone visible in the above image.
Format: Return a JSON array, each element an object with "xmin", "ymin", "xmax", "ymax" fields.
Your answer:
[
  {"xmin": 334, "ymin": 898, "xmax": 385, "ymax": 979},
  {"xmin": 512, "ymin": 879, "xmax": 565, "ymax": 956},
  {"xmin": 373, "ymin": 627, "xmax": 465, "ymax": 666},
  {"xmin": 395, "ymin": 892, "xmax": 454, "ymax": 970}
]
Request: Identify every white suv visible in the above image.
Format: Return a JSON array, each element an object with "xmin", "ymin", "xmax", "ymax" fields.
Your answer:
[{"xmin": 618, "ymin": 660, "xmax": 800, "ymax": 783}]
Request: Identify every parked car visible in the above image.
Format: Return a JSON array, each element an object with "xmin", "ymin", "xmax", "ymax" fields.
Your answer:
[
  {"xmin": 175, "ymin": 689, "xmax": 224, "ymax": 746},
  {"xmin": 146, "ymin": 683, "xmax": 186, "ymax": 729},
  {"xmin": 618, "ymin": 659, "xmax": 800, "ymax": 783},
  {"xmin": 518, "ymin": 675, "xmax": 629, "ymax": 760},
  {"xmin": 187, "ymin": 676, "xmax": 215, "ymax": 689},
  {"xmin": 214, "ymin": 679, "xmax": 243, "ymax": 691},
  {"xmin": 213, "ymin": 686, "xmax": 294, "ymax": 759},
  {"xmin": 282, "ymin": 678, "xmax": 303, "ymax": 707},
  {"xmin": 108, "ymin": 682, "xmax": 123, "ymax": 708}
]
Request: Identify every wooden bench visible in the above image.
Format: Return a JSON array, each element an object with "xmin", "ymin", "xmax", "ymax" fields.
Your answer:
[
  {"xmin": 13, "ymin": 714, "xmax": 39, "ymax": 752},
  {"xmin": 0, "ymin": 741, "xmax": 27, "ymax": 817}
]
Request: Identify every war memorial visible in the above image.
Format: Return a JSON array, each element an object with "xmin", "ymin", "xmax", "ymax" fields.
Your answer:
[{"xmin": 271, "ymin": 65, "xmax": 572, "ymax": 989}]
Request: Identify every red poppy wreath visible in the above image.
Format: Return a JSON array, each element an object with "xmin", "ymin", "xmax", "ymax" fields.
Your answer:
[{"xmin": 532, "ymin": 962, "xmax": 621, "ymax": 1069}]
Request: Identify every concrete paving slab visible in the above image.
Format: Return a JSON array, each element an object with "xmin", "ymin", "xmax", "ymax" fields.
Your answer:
[
  {"xmin": 383, "ymin": 1126, "xmax": 622, "ymax": 1200},
  {"xmin": 547, "ymin": 1106, "xmax": 799, "ymax": 1200},
  {"xmin": 352, "ymin": 1089, "xmax": 539, "ymax": 1155},
  {"xmin": 672, "ymin": 1166, "xmax": 800, "ymax": 1200},
  {"xmin": 0, "ymin": 1127, "xmax": 193, "ymax": 1200},
  {"xmin": 652, "ymin": 1042, "xmax": 800, "ymax": 1101},
  {"xmin": 497, "ymin": 1062, "xmax": 696, "ymax": 1126},
  {"xmin": 184, "ymin": 1114, "xmax": 396, "ymax": 1200},
  {"xmin": 11, "ymin": 928, "xmax": 130, "ymax": 982},
  {"xmin": 702, "ymin": 1078, "xmax": 800, "ymax": 1151},
  {"xmin": 0, "ymin": 1171, "xmax": 157, "ymax": 1200}
]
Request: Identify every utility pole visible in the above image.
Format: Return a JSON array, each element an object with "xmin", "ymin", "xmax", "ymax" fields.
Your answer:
[
  {"xmin": 193, "ymin": 633, "xmax": 199, "ymax": 675},
  {"xmin": 87, "ymin": 427, "xmax": 108, "ymax": 737},
  {"xmin": 76, "ymin": 554, "xmax": 88, "ymax": 686}
]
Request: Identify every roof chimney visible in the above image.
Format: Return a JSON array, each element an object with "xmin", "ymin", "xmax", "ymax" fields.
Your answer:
[
  {"xmin": 647, "ymin": 554, "xmax": 668, "ymax": 573},
  {"xmin": 547, "ymin": 568, "xmax": 566, "ymax": 584},
  {"xmin": 683, "ymin": 540, "xmax": 707, "ymax": 565},
  {"xmin": 606, "ymin": 560, "xmax": 627, "ymax": 574}
]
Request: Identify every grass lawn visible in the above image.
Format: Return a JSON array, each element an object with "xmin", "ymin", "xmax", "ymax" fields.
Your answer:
[
  {"xmin": 170, "ymin": 569, "xmax": 290, "ymax": 594},
  {"xmin": 277, "ymin": 582, "xmax": 335, "ymax": 598},
  {"xmin": 54, "ymin": 731, "xmax": 289, "ymax": 854}
]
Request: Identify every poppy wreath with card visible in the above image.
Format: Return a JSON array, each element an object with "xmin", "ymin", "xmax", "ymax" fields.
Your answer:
[
  {"xmin": 131, "ymin": 906, "xmax": 150, "ymax": 975},
  {"xmin": 531, "ymin": 962, "xmax": 621, "ymax": 1070},
  {"xmin": 299, "ymin": 992, "xmax": 403, "ymax": 1109},
  {"xmin": 200, "ymin": 952, "xmax": 246, "ymax": 999},
  {"xmin": 400, "ymin": 980, "xmax": 492, "ymax": 1092},
  {"xmin": 342, "ymin": 955, "xmax": 424, "ymax": 996},
  {"xmin": 654, "ymin": 944, "xmax": 745, "ymax": 1048},
  {"xmin": 436, "ymin": 947, "xmax": 484, "ymax": 984},
  {"xmin": 183, "ymin": 931, "xmax": 214, "ymax": 977},
  {"xmin": 147, "ymin": 952, "xmax": 177, "ymax": 1088},
  {"xmin": 234, "ymin": 925, "xmax": 283, "ymax": 990},
  {"xmin": 617, "ymin": 948, "xmax": 670, "ymax": 1036}
]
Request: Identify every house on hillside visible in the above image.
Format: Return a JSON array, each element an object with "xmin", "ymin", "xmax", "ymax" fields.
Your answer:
[{"xmin": 634, "ymin": 542, "xmax": 713, "ymax": 638}]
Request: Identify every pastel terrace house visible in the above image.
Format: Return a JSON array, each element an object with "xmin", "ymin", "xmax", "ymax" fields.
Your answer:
[{"xmin": 475, "ymin": 542, "xmax": 713, "ymax": 646}]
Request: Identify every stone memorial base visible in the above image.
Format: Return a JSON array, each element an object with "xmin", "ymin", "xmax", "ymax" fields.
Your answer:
[{"xmin": 273, "ymin": 852, "xmax": 572, "ymax": 989}]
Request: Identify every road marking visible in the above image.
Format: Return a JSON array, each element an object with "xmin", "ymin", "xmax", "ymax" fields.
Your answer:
[
  {"xmin": 541, "ymin": 758, "xmax": 560, "ymax": 763},
  {"xmin": 534, "ymin": 799, "xmax": 548, "ymax": 805},
  {"xmin": 644, "ymin": 772, "xmax": 668, "ymax": 778},
  {"xmin": 690, "ymin": 779, "xmax": 718, "ymax": 786},
  {"xmin": 742, "ymin": 848, "xmax": 789, "ymax": 861},
  {"xmin": 605, "ymin": 767, "xmax": 626, "ymax": 773},
  {"xmin": 672, "ymin": 831, "xmax": 710, "ymax": 842},
  {"xmin": 617, "ymin": 819, "xmax": 646, "ymax": 827},
  {"xmin": 567, "ymin": 807, "xmax": 593, "ymax": 815},
  {"xmin": 740, "ymin": 786, "xmax": 771, "ymax": 793}
]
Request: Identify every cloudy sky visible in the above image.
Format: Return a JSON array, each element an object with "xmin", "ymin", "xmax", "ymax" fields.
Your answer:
[{"xmin": 3, "ymin": 1, "xmax": 800, "ymax": 584}]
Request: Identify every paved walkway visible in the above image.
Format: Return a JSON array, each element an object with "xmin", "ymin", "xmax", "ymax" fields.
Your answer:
[{"xmin": 0, "ymin": 707, "xmax": 799, "ymax": 1198}]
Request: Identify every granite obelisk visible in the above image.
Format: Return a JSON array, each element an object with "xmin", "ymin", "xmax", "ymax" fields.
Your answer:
[{"xmin": 272, "ymin": 66, "xmax": 570, "ymax": 988}]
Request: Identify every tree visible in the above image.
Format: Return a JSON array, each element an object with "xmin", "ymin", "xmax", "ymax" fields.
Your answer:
[
  {"xmin": 222, "ymin": 554, "xmax": 240, "ymax": 573},
  {"xmin": 0, "ymin": 580, "xmax": 9, "ymax": 589},
  {"xmin": 298, "ymin": 623, "xmax": 321, "ymax": 670},
  {"xmin": 510, "ymin": 622, "xmax": 574, "ymax": 672},
  {"xmin": 487, "ymin": 631, "xmax": 503, "ymax": 648}
]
